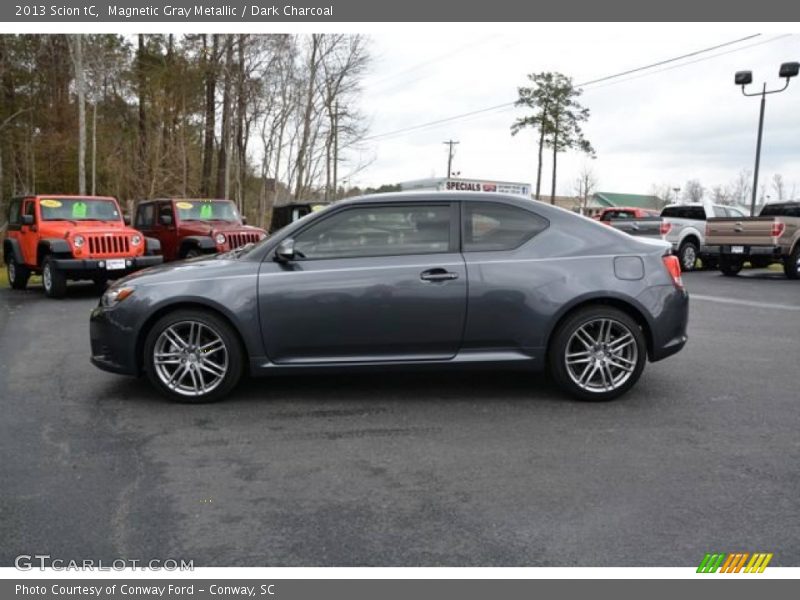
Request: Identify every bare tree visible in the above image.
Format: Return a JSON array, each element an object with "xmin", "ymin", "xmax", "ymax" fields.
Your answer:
[
  {"xmin": 771, "ymin": 173, "xmax": 785, "ymax": 202},
  {"xmin": 573, "ymin": 163, "xmax": 597, "ymax": 214},
  {"xmin": 683, "ymin": 179, "xmax": 704, "ymax": 203}
]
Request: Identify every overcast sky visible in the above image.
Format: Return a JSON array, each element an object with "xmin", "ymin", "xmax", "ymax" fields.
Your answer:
[{"xmin": 348, "ymin": 30, "xmax": 800, "ymax": 201}]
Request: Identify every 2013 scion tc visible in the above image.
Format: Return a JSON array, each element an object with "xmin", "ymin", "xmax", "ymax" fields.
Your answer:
[{"xmin": 90, "ymin": 193, "xmax": 689, "ymax": 403}]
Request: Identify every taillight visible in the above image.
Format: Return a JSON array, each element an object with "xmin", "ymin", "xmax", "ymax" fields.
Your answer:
[
  {"xmin": 662, "ymin": 255, "xmax": 684, "ymax": 288},
  {"xmin": 771, "ymin": 221, "xmax": 785, "ymax": 238},
  {"xmin": 660, "ymin": 221, "xmax": 672, "ymax": 236}
]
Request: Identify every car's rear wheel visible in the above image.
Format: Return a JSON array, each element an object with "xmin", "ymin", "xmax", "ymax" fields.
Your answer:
[
  {"xmin": 678, "ymin": 241, "xmax": 698, "ymax": 272},
  {"xmin": 144, "ymin": 309, "xmax": 244, "ymax": 403},
  {"xmin": 784, "ymin": 245, "xmax": 800, "ymax": 280},
  {"xmin": 548, "ymin": 306, "xmax": 647, "ymax": 402},
  {"xmin": 719, "ymin": 256, "xmax": 743, "ymax": 277},
  {"xmin": 7, "ymin": 256, "xmax": 30, "ymax": 290},
  {"xmin": 42, "ymin": 256, "xmax": 67, "ymax": 298}
]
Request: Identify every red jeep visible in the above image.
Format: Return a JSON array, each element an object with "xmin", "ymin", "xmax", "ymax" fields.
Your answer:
[
  {"xmin": 134, "ymin": 198, "xmax": 266, "ymax": 261},
  {"xmin": 3, "ymin": 195, "xmax": 162, "ymax": 298}
]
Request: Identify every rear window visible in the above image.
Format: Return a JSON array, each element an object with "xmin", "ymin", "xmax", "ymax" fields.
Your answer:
[
  {"xmin": 760, "ymin": 203, "xmax": 800, "ymax": 217},
  {"xmin": 661, "ymin": 205, "xmax": 706, "ymax": 220}
]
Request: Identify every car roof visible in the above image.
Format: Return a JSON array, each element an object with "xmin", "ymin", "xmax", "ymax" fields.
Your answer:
[
  {"xmin": 337, "ymin": 191, "xmax": 534, "ymax": 206},
  {"xmin": 20, "ymin": 194, "xmax": 118, "ymax": 201}
]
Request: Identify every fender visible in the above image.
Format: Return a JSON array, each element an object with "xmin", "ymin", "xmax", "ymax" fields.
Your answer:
[
  {"xmin": 3, "ymin": 238, "xmax": 24, "ymax": 264},
  {"xmin": 145, "ymin": 236, "xmax": 162, "ymax": 255},
  {"xmin": 38, "ymin": 238, "xmax": 72, "ymax": 256},
  {"xmin": 180, "ymin": 236, "xmax": 216, "ymax": 252}
]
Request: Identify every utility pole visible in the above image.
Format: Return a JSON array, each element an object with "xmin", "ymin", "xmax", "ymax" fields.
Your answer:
[{"xmin": 443, "ymin": 140, "xmax": 459, "ymax": 178}]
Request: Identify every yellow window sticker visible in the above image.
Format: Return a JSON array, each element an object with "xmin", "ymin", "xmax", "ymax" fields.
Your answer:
[
  {"xmin": 40, "ymin": 199, "xmax": 62, "ymax": 208},
  {"xmin": 176, "ymin": 202, "xmax": 194, "ymax": 209}
]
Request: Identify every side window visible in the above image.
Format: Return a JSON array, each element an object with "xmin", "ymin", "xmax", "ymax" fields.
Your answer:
[
  {"xmin": 294, "ymin": 204, "xmax": 451, "ymax": 260},
  {"xmin": 158, "ymin": 202, "xmax": 174, "ymax": 223},
  {"xmin": 8, "ymin": 199, "xmax": 21, "ymax": 226},
  {"xmin": 463, "ymin": 202, "xmax": 548, "ymax": 252},
  {"xmin": 713, "ymin": 206, "xmax": 727, "ymax": 217},
  {"xmin": 136, "ymin": 204, "xmax": 155, "ymax": 228},
  {"xmin": 23, "ymin": 200, "xmax": 36, "ymax": 221},
  {"xmin": 689, "ymin": 207, "xmax": 706, "ymax": 220}
]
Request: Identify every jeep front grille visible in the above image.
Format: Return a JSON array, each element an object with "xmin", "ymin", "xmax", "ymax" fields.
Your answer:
[
  {"xmin": 227, "ymin": 232, "xmax": 260, "ymax": 249},
  {"xmin": 87, "ymin": 234, "xmax": 131, "ymax": 256}
]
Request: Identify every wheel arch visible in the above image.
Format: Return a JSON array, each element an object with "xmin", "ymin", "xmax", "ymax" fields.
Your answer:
[
  {"xmin": 179, "ymin": 236, "xmax": 216, "ymax": 257},
  {"xmin": 135, "ymin": 301, "xmax": 250, "ymax": 376},
  {"xmin": 3, "ymin": 238, "xmax": 24, "ymax": 264},
  {"xmin": 544, "ymin": 295, "xmax": 655, "ymax": 362}
]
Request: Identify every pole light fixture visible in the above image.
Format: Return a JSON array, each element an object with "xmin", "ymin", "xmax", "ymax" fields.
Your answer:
[{"xmin": 735, "ymin": 62, "xmax": 798, "ymax": 216}]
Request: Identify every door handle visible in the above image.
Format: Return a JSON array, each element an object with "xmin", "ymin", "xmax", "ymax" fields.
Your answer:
[{"xmin": 420, "ymin": 268, "xmax": 459, "ymax": 282}]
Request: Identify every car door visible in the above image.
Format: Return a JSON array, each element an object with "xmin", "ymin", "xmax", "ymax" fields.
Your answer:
[
  {"xmin": 258, "ymin": 201, "xmax": 467, "ymax": 364},
  {"xmin": 153, "ymin": 201, "xmax": 178, "ymax": 260},
  {"xmin": 19, "ymin": 198, "xmax": 39, "ymax": 266}
]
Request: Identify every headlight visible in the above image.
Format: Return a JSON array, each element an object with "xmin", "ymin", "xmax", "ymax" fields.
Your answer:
[
  {"xmin": 101, "ymin": 286, "xmax": 135, "ymax": 308},
  {"xmin": 73, "ymin": 235, "xmax": 85, "ymax": 248},
  {"xmin": 131, "ymin": 234, "xmax": 142, "ymax": 246},
  {"xmin": 258, "ymin": 233, "xmax": 266, "ymax": 240},
  {"xmin": 215, "ymin": 233, "xmax": 226, "ymax": 245}
]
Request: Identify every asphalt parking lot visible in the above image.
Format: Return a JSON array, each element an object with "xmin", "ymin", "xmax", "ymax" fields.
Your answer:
[{"xmin": 1, "ymin": 269, "xmax": 798, "ymax": 567}]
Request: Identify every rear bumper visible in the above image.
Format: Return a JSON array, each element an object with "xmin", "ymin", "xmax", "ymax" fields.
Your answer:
[
  {"xmin": 719, "ymin": 245, "xmax": 782, "ymax": 258},
  {"xmin": 52, "ymin": 255, "xmax": 162, "ymax": 279},
  {"xmin": 644, "ymin": 285, "xmax": 690, "ymax": 362}
]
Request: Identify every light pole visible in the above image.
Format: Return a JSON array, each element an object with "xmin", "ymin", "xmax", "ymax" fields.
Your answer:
[
  {"xmin": 735, "ymin": 61, "xmax": 799, "ymax": 216},
  {"xmin": 673, "ymin": 187, "xmax": 680, "ymax": 203}
]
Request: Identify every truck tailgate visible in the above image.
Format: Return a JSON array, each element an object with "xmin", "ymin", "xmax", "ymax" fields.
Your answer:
[{"xmin": 705, "ymin": 217, "xmax": 776, "ymax": 246}]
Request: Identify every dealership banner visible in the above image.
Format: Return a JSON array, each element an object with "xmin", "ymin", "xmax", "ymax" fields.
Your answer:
[
  {"xmin": 4, "ymin": 0, "xmax": 800, "ymax": 22},
  {"xmin": 3, "ymin": 579, "xmax": 799, "ymax": 599}
]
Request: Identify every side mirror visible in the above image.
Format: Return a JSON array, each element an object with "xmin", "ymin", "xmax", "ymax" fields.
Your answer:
[
  {"xmin": 21, "ymin": 214, "xmax": 34, "ymax": 226},
  {"xmin": 159, "ymin": 214, "xmax": 173, "ymax": 226},
  {"xmin": 123, "ymin": 215, "xmax": 131, "ymax": 226},
  {"xmin": 274, "ymin": 238, "xmax": 296, "ymax": 262},
  {"xmin": 242, "ymin": 216, "xmax": 248, "ymax": 225}
]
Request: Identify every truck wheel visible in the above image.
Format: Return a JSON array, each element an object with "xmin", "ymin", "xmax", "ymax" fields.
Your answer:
[
  {"xmin": 7, "ymin": 256, "xmax": 31, "ymax": 290},
  {"xmin": 678, "ymin": 241, "xmax": 698, "ymax": 272},
  {"xmin": 42, "ymin": 256, "xmax": 68, "ymax": 298},
  {"xmin": 784, "ymin": 245, "xmax": 800, "ymax": 280},
  {"xmin": 143, "ymin": 309, "xmax": 244, "ymax": 403},
  {"xmin": 719, "ymin": 256, "xmax": 743, "ymax": 277},
  {"xmin": 548, "ymin": 305, "xmax": 647, "ymax": 402}
]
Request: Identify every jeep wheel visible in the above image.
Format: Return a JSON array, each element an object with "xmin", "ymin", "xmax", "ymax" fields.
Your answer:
[
  {"xmin": 719, "ymin": 256, "xmax": 743, "ymax": 277},
  {"xmin": 784, "ymin": 245, "xmax": 800, "ymax": 280},
  {"xmin": 183, "ymin": 247, "xmax": 202, "ymax": 259},
  {"xmin": 678, "ymin": 241, "xmax": 698, "ymax": 272},
  {"xmin": 144, "ymin": 309, "xmax": 244, "ymax": 403},
  {"xmin": 42, "ymin": 256, "xmax": 67, "ymax": 298},
  {"xmin": 548, "ymin": 306, "xmax": 646, "ymax": 402},
  {"xmin": 7, "ymin": 256, "xmax": 31, "ymax": 290}
]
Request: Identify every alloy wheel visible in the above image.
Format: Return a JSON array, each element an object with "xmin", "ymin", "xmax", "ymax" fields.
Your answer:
[
  {"xmin": 153, "ymin": 320, "xmax": 229, "ymax": 397},
  {"xmin": 564, "ymin": 318, "xmax": 639, "ymax": 393}
]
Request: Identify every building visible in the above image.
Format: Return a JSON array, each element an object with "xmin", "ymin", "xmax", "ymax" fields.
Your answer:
[{"xmin": 399, "ymin": 177, "xmax": 531, "ymax": 197}]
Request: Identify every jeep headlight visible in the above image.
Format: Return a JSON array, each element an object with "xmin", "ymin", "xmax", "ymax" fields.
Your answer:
[
  {"xmin": 131, "ymin": 234, "xmax": 142, "ymax": 246},
  {"xmin": 73, "ymin": 235, "xmax": 85, "ymax": 248},
  {"xmin": 215, "ymin": 233, "xmax": 226, "ymax": 245},
  {"xmin": 101, "ymin": 286, "xmax": 135, "ymax": 308}
]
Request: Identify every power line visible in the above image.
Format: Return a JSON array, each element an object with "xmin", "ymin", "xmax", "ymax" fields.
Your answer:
[{"xmin": 361, "ymin": 33, "xmax": 765, "ymax": 143}]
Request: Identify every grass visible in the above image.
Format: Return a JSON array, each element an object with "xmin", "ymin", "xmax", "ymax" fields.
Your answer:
[{"xmin": 0, "ymin": 266, "xmax": 7, "ymax": 288}]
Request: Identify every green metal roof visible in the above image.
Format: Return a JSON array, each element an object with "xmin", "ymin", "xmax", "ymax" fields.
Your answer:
[{"xmin": 592, "ymin": 192, "xmax": 663, "ymax": 209}]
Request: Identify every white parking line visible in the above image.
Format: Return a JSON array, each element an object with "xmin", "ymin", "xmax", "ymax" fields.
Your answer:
[{"xmin": 691, "ymin": 294, "xmax": 800, "ymax": 311}]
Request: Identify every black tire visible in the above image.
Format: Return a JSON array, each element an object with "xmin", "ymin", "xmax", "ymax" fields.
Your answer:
[
  {"xmin": 548, "ymin": 305, "xmax": 647, "ymax": 402},
  {"xmin": 784, "ymin": 245, "xmax": 800, "ymax": 280},
  {"xmin": 701, "ymin": 257, "xmax": 718, "ymax": 271},
  {"xmin": 143, "ymin": 309, "xmax": 244, "ymax": 403},
  {"xmin": 42, "ymin": 256, "xmax": 67, "ymax": 298},
  {"xmin": 719, "ymin": 256, "xmax": 743, "ymax": 277},
  {"xmin": 7, "ymin": 256, "xmax": 31, "ymax": 290},
  {"xmin": 183, "ymin": 247, "xmax": 202, "ymax": 259},
  {"xmin": 678, "ymin": 241, "xmax": 699, "ymax": 272}
]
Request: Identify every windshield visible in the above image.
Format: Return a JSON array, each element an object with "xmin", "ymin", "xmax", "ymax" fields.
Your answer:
[
  {"xmin": 39, "ymin": 198, "xmax": 121, "ymax": 221},
  {"xmin": 175, "ymin": 200, "xmax": 240, "ymax": 222}
]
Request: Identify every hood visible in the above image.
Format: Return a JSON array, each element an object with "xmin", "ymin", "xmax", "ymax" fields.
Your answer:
[
  {"xmin": 112, "ymin": 254, "xmax": 250, "ymax": 287},
  {"xmin": 180, "ymin": 220, "xmax": 266, "ymax": 236}
]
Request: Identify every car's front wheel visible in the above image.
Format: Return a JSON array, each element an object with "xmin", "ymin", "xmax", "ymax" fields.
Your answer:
[
  {"xmin": 143, "ymin": 309, "xmax": 244, "ymax": 403},
  {"xmin": 548, "ymin": 306, "xmax": 647, "ymax": 401},
  {"xmin": 678, "ymin": 241, "xmax": 698, "ymax": 272}
]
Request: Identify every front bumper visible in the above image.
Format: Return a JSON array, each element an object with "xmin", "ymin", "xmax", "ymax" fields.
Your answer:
[
  {"xmin": 53, "ymin": 255, "xmax": 162, "ymax": 279},
  {"xmin": 89, "ymin": 304, "xmax": 140, "ymax": 376}
]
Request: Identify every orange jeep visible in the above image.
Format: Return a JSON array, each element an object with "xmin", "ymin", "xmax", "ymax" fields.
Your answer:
[{"xmin": 3, "ymin": 195, "xmax": 163, "ymax": 298}]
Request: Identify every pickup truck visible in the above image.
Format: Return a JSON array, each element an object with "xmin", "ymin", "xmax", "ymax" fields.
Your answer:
[
  {"xmin": 660, "ymin": 202, "xmax": 747, "ymax": 271},
  {"xmin": 705, "ymin": 201, "xmax": 800, "ymax": 278},
  {"xmin": 594, "ymin": 207, "xmax": 662, "ymax": 239}
]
